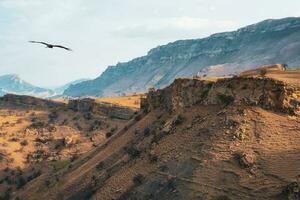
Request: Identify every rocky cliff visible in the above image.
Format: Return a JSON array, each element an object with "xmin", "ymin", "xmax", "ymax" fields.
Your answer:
[
  {"xmin": 16, "ymin": 74, "xmax": 300, "ymax": 200},
  {"xmin": 65, "ymin": 17, "xmax": 300, "ymax": 97},
  {"xmin": 68, "ymin": 98, "xmax": 137, "ymax": 120},
  {"xmin": 0, "ymin": 94, "xmax": 65, "ymax": 109},
  {"xmin": 144, "ymin": 77, "xmax": 300, "ymax": 116}
]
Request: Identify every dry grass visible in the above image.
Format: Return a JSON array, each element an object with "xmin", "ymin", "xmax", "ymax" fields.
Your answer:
[{"xmin": 96, "ymin": 94, "xmax": 145, "ymax": 109}]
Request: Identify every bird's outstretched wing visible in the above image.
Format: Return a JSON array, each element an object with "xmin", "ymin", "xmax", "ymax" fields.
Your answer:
[
  {"xmin": 29, "ymin": 41, "xmax": 50, "ymax": 46},
  {"xmin": 53, "ymin": 45, "xmax": 72, "ymax": 51}
]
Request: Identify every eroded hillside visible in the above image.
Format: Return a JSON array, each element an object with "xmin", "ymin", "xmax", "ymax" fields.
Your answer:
[
  {"xmin": 11, "ymin": 73, "xmax": 300, "ymax": 200},
  {"xmin": 0, "ymin": 95, "xmax": 138, "ymax": 199}
]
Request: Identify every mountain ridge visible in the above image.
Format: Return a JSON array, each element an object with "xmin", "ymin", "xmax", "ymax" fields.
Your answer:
[
  {"xmin": 64, "ymin": 17, "xmax": 300, "ymax": 97},
  {"xmin": 0, "ymin": 74, "xmax": 89, "ymax": 98},
  {"xmin": 53, "ymin": 78, "xmax": 91, "ymax": 95},
  {"xmin": 0, "ymin": 74, "xmax": 54, "ymax": 98}
]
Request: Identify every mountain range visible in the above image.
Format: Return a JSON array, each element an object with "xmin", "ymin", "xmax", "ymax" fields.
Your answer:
[
  {"xmin": 52, "ymin": 79, "xmax": 90, "ymax": 95},
  {"xmin": 64, "ymin": 17, "xmax": 300, "ymax": 97},
  {"xmin": 0, "ymin": 74, "xmax": 88, "ymax": 98},
  {"xmin": 0, "ymin": 74, "xmax": 54, "ymax": 98}
]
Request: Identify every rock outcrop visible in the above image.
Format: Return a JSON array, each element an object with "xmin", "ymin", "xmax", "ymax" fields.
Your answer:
[
  {"xmin": 68, "ymin": 98, "xmax": 136, "ymax": 120},
  {"xmin": 12, "ymin": 73, "xmax": 300, "ymax": 200},
  {"xmin": 0, "ymin": 94, "xmax": 65, "ymax": 109},
  {"xmin": 143, "ymin": 77, "xmax": 300, "ymax": 115}
]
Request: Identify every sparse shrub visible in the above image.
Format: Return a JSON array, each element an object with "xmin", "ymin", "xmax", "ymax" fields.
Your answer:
[
  {"xmin": 282, "ymin": 182, "xmax": 300, "ymax": 199},
  {"xmin": 61, "ymin": 119, "xmax": 68, "ymax": 125},
  {"xmin": 217, "ymin": 94, "xmax": 234, "ymax": 106},
  {"xmin": 29, "ymin": 121, "xmax": 46, "ymax": 129},
  {"xmin": 83, "ymin": 112, "xmax": 93, "ymax": 120},
  {"xmin": 159, "ymin": 165, "xmax": 169, "ymax": 172},
  {"xmin": 75, "ymin": 122, "xmax": 82, "ymax": 131},
  {"xmin": 149, "ymin": 153, "xmax": 158, "ymax": 163},
  {"xmin": 166, "ymin": 177, "xmax": 177, "ymax": 190},
  {"xmin": 234, "ymin": 152, "xmax": 253, "ymax": 169},
  {"xmin": 242, "ymin": 84, "xmax": 248, "ymax": 90},
  {"xmin": 125, "ymin": 146, "xmax": 141, "ymax": 159},
  {"xmin": 54, "ymin": 139, "xmax": 65, "ymax": 149},
  {"xmin": 35, "ymin": 137, "xmax": 50, "ymax": 144},
  {"xmin": 132, "ymin": 174, "xmax": 144, "ymax": 185},
  {"xmin": 151, "ymin": 132, "xmax": 164, "ymax": 144},
  {"xmin": 51, "ymin": 160, "xmax": 70, "ymax": 171},
  {"xmin": 68, "ymin": 164, "xmax": 73, "ymax": 169},
  {"xmin": 134, "ymin": 114, "xmax": 142, "ymax": 121},
  {"xmin": 259, "ymin": 69, "xmax": 267, "ymax": 77},
  {"xmin": 72, "ymin": 115, "xmax": 80, "ymax": 121},
  {"xmin": 144, "ymin": 127, "xmax": 151, "ymax": 136},
  {"xmin": 96, "ymin": 161, "xmax": 105, "ymax": 170},
  {"xmin": 156, "ymin": 113, "xmax": 163, "ymax": 120},
  {"xmin": 105, "ymin": 131, "xmax": 113, "ymax": 138},
  {"xmin": 26, "ymin": 170, "xmax": 41, "ymax": 182},
  {"xmin": 16, "ymin": 176, "xmax": 27, "ymax": 189},
  {"xmin": 47, "ymin": 125, "xmax": 56, "ymax": 132},
  {"xmin": 88, "ymin": 125, "xmax": 96, "ymax": 132},
  {"xmin": 216, "ymin": 195, "xmax": 231, "ymax": 200},
  {"xmin": 4, "ymin": 176, "xmax": 12, "ymax": 185},
  {"xmin": 20, "ymin": 140, "xmax": 28, "ymax": 146},
  {"xmin": 226, "ymin": 83, "xmax": 233, "ymax": 89},
  {"xmin": 9, "ymin": 137, "xmax": 19, "ymax": 142},
  {"xmin": 0, "ymin": 188, "xmax": 11, "ymax": 200},
  {"xmin": 174, "ymin": 114, "xmax": 184, "ymax": 125},
  {"xmin": 48, "ymin": 111, "xmax": 58, "ymax": 121},
  {"xmin": 94, "ymin": 120, "xmax": 102, "ymax": 126},
  {"xmin": 44, "ymin": 180, "xmax": 51, "ymax": 188},
  {"xmin": 70, "ymin": 155, "xmax": 79, "ymax": 162},
  {"xmin": 110, "ymin": 126, "xmax": 117, "ymax": 133},
  {"xmin": 91, "ymin": 175, "xmax": 97, "ymax": 181}
]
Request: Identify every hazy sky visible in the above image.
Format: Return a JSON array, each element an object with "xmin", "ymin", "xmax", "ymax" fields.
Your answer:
[{"xmin": 0, "ymin": 0, "xmax": 299, "ymax": 87}]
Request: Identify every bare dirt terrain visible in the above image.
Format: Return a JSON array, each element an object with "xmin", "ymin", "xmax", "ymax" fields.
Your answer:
[
  {"xmin": 2, "ymin": 67, "xmax": 300, "ymax": 200},
  {"xmin": 0, "ymin": 95, "xmax": 137, "ymax": 199}
]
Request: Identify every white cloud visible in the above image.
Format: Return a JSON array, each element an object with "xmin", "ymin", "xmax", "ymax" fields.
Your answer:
[{"xmin": 113, "ymin": 17, "xmax": 238, "ymax": 39}]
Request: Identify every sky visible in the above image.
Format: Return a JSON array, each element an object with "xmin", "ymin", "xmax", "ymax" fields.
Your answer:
[{"xmin": 0, "ymin": 0, "xmax": 299, "ymax": 87}]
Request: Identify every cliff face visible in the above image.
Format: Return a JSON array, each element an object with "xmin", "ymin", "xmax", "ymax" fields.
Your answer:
[
  {"xmin": 144, "ymin": 77, "xmax": 300, "ymax": 115},
  {"xmin": 0, "ymin": 94, "xmax": 65, "ymax": 109},
  {"xmin": 68, "ymin": 98, "xmax": 136, "ymax": 120},
  {"xmin": 65, "ymin": 17, "xmax": 300, "ymax": 97},
  {"xmin": 16, "ymin": 75, "xmax": 300, "ymax": 200}
]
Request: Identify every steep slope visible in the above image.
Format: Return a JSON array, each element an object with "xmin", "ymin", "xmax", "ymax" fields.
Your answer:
[
  {"xmin": 65, "ymin": 17, "xmax": 300, "ymax": 97},
  {"xmin": 53, "ymin": 79, "xmax": 90, "ymax": 95},
  {"xmin": 0, "ymin": 74, "xmax": 54, "ymax": 98},
  {"xmin": 16, "ymin": 73, "xmax": 300, "ymax": 200},
  {"xmin": 0, "ymin": 94, "xmax": 137, "ymax": 199}
]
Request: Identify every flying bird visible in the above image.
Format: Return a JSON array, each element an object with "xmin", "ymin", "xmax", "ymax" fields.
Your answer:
[{"xmin": 29, "ymin": 41, "xmax": 72, "ymax": 51}]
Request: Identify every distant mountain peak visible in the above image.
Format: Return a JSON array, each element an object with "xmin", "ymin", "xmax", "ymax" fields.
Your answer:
[{"xmin": 0, "ymin": 74, "xmax": 54, "ymax": 98}]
